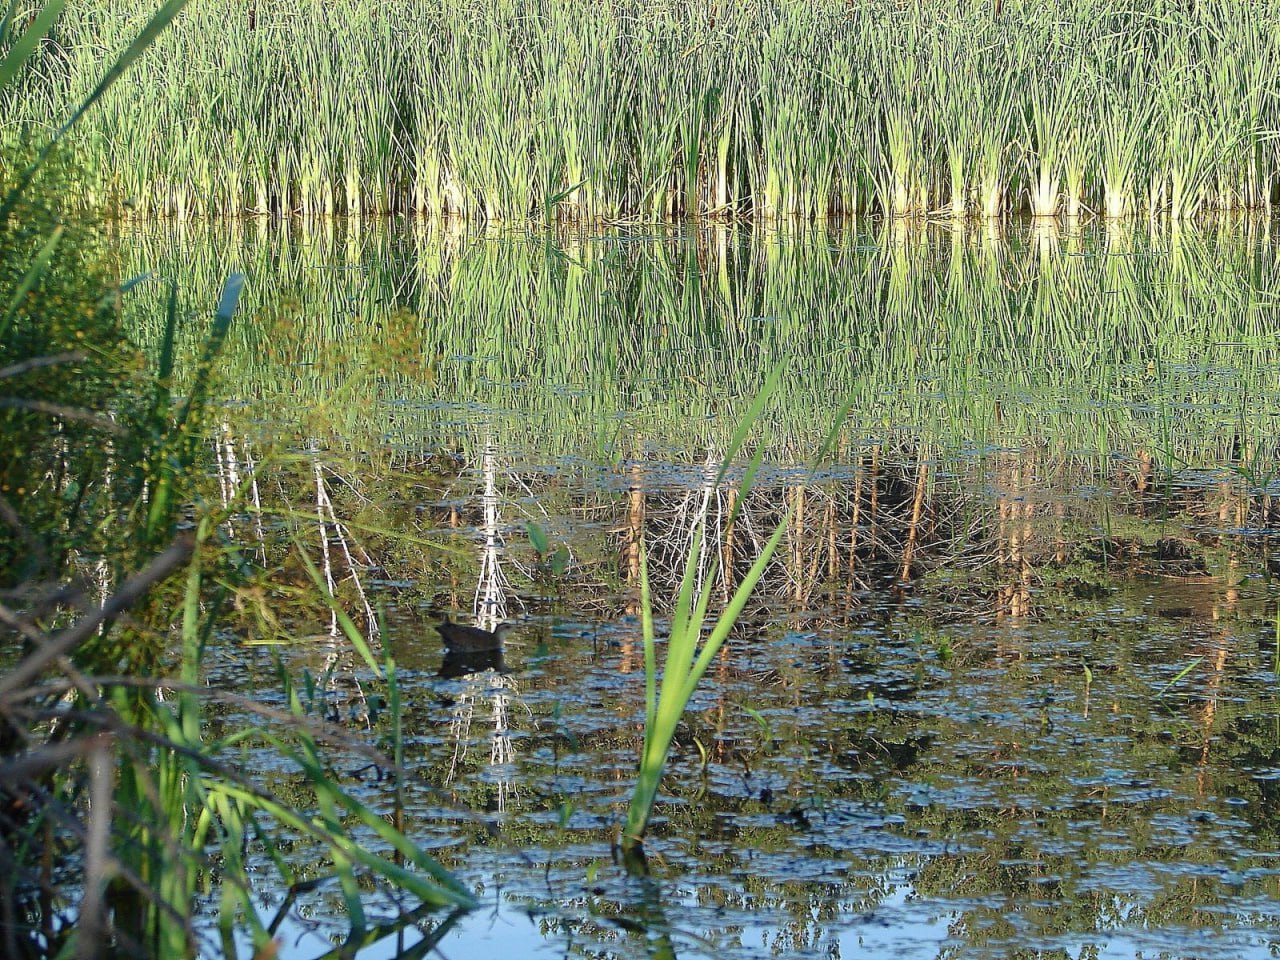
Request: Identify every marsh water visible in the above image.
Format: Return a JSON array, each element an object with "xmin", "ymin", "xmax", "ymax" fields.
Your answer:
[{"xmin": 124, "ymin": 219, "xmax": 1280, "ymax": 959}]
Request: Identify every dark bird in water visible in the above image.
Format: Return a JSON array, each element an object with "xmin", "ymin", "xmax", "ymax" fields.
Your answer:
[{"xmin": 434, "ymin": 615, "xmax": 512, "ymax": 653}]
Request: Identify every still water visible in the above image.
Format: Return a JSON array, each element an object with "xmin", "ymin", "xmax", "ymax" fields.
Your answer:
[{"xmin": 126, "ymin": 218, "xmax": 1280, "ymax": 959}]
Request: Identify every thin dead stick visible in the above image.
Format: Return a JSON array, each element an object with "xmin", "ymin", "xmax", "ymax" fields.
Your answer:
[
  {"xmin": 0, "ymin": 601, "xmax": 102, "ymax": 703},
  {"xmin": 7, "ymin": 681, "xmax": 395, "ymax": 771},
  {"xmin": 0, "ymin": 398, "xmax": 125, "ymax": 434},
  {"xmin": 0, "ymin": 575, "xmax": 84, "ymax": 609},
  {"xmin": 311, "ymin": 447, "xmax": 338, "ymax": 635},
  {"xmin": 901, "ymin": 459, "xmax": 929, "ymax": 581},
  {"xmin": 77, "ymin": 742, "xmax": 114, "ymax": 960},
  {"xmin": 0, "ymin": 733, "xmax": 113, "ymax": 782},
  {"xmin": 0, "ymin": 535, "xmax": 194, "ymax": 697},
  {"xmin": 0, "ymin": 351, "xmax": 87, "ymax": 381}
]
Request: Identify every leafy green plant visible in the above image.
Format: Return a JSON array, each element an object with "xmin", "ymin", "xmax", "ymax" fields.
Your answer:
[
  {"xmin": 1, "ymin": 4, "xmax": 475, "ymax": 957},
  {"xmin": 622, "ymin": 363, "xmax": 846, "ymax": 856}
]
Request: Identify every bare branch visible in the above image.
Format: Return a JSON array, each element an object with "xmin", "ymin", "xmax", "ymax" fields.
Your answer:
[
  {"xmin": 0, "ymin": 733, "xmax": 113, "ymax": 781},
  {"xmin": 0, "ymin": 535, "xmax": 194, "ymax": 697},
  {"xmin": 0, "ymin": 351, "xmax": 88, "ymax": 381},
  {"xmin": 0, "ymin": 398, "xmax": 124, "ymax": 434}
]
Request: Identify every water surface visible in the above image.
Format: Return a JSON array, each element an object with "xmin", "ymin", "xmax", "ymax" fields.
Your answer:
[{"xmin": 127, "ymin": 218, "xmax": 1280, "ymax": 959}]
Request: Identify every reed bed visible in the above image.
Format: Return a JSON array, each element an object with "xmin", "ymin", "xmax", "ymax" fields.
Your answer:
[{"xmin": 9, "ymin": 0, "xmax": 1280, "ymax": 221}]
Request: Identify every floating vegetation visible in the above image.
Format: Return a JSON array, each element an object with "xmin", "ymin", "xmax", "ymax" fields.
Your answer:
[{"xmin": 8, "ymin": 0, "xmax": 1280, "ymax": 221}]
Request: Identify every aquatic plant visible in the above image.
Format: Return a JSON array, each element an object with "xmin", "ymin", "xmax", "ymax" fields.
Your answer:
[
  {"xmin": 622, "ymin": 364, "xmax": 847, "ymax": 854},
  {"xmin": 112, "ymin": 216, "xmax": 1280, "ymax": 471},
  {"xmin": 6, "ymin": 0, "xmax": 1279, "ymax": 221},
  {"xmin": 1, "ymin": 6, "xmax": 475, "ymax": 956}
]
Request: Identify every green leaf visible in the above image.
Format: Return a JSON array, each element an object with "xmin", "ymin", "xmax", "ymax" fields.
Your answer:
[
  {"xmin": 294, "ymin": 537, "xmax": 384, "ymax": 679},
  {"xmin": 527, "ymin": 520, "xmax": 549, "ymax": 555},
  {"xmin": 545, "ymin": 177, "xmax": 589, "ymax": 211},
  {"xmin": 0, "ymin": 226, "xmax": 63, "ymax": 342},
  {"xmin": 0, "ymin": 0, "xmax": 65, "ymax": 91},
  {"xmin": 1156, "ymin": 657, "xmax": 1203, "ymax": 696},
  {"xmin": 550, "ymin": 544, "xmax": 570, "ymax": 576},
  {"xmin": 52, "ymin": 0, "xmax": 190, "ymax": 141},
  {"xmin": 119, "ymin": 272, "xmax": 152, "ymax": 295},
  {"xmin": 0, "ymin": 1, "xmax": 18, "ymax": 48},
  {"xmin": 1, "ymin": 0, "xmax": 191, "ymax": 220}
]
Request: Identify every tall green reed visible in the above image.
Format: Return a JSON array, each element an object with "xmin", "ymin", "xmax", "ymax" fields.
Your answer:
[{"xmin": 12, "ymin": 0, "xmax": 1280, "ymax": 223}]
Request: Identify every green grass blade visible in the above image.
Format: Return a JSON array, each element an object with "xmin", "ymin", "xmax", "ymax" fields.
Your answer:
[
  {"xmin": 688, "ymin": 496, "xmax": 796, "ymax": 691},
  {"xmin": 806, "ymin": 397, "xmax": 855, "ymax": 473},
  {"xmin": 666, "ymin": 523, "xmax": 704, "ymax": 667},
  {"xmin": 0, "ymin": 0, "xmax": 64, "ymax": 90},
  {"xmin": 51, "ymin": 0, "xmax": 189, "ymax": 140},
  {"xmin": 173, "ymin": 272, "xmax": 243, "ymax": 433},
  {"xmin": 156, "ymin": 279, "xmax": 178, "ymax": 394},
  {"xmin": 0, "ymin": 0, "xmax": 18, "ymax": 47},
  {"xmin": 1156, "ymin": 657, "xmax": 1204, "ymax": 696},
  {"xmin": 640, "ymin": 541, "xmax": 657, "ymax": 732},
  {"xmin": 690, "ymin": 441, "xmax": 770, "ymax": 637},
  {"xmin": 0, "ymin": 0, "xmax": 188, "ymax": 220},
  {"xmin": 625, "ymin": 361, "xmax": 796, "ymax": 851},
  {"xmin": 713, "ymin": 359, "xmax": 785, "ymax": 486},
  {"xmin": 144, "ymin": 275, "xmax": 242, "ymax": 544},
  {"xmin": 293, "ymin": 535, "xmax": 384, "ymax": 678},
  {"xmin": 0, "ymin": 225, "xmax": 62, "ymax": 342},
  {"xmin": 141, "ymin": 281, "xmax": 182, "ymax": 543}
]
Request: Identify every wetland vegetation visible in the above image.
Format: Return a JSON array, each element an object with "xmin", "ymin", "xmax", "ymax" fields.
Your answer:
[
  {"xmin": 5, "ymin": 0, "xmax": 1280, "ymax": 221},
  {"xmin": 99, "ymin": 217, "xmax": 1280, "ymax": 958},
  {"xmin": 4, "ymin": 1, "xmax": 1280, "ymax": 958}
]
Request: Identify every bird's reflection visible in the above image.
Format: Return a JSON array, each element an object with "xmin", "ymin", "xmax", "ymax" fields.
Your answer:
[{"xmin": 438, "ymin": 646, "xmax": 507, "ymax": 679}]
